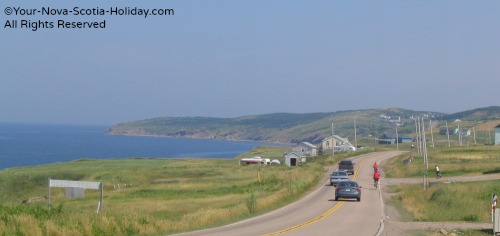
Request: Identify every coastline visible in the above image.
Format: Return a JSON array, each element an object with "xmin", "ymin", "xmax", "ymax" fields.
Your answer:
[
  {"xmin": 1, "ymin": 123, "xmax": 282, "ymax": 170},
  {"xmin": 106, "ymin": 130, "xmax": 294, "ymax": 146}
]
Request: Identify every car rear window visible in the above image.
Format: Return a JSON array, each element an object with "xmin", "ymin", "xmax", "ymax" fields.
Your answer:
[
  {"xmin": 340, "ymin": 182, "xmax": 357, "ymax": 187},
  {"xmin": 339, "ymin": 161, "xmax": 353, "ymax": 165},
  {"xmin": 332, "ymin": 172, "xmax": 347, "ymax": 176}
]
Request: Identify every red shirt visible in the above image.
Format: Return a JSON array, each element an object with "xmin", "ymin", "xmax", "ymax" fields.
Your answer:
[{"xmin": 373, "ymin": 172, "xmax": 380, "ymax": 179}]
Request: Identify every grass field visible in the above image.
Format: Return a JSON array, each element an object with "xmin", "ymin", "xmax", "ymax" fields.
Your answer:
[
  {"xmin": 0, "ymin": 146, "xmax": 373, "ymax": 235},
  {"xmin": 387, "ymin": 180, "xmax": 500, "ymax": 222},
  {"xmin": 384, "ymin": 144, "xmax": 500, "ymax": 235},
  {"xmin": 385, "ymin": 144, "xmax": 500, "ymax": 178}
]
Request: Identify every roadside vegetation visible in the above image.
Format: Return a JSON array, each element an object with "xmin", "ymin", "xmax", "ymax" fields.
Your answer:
[
  {"xmin": 0, "ymin": 146, "xmax": 371, "ymax": 235},
  {"xmin": 384, "ymin": 144, "xmax": 500, "ymax": 235},
  {"xmin": 388, "ymin": 180, "xmax": 500, "ymax": 222}
]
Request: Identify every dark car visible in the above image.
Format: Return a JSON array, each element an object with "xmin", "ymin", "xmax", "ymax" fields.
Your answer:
[
  {"xmin": 330, "ymin": 171, "xmax": 349, "ymax": 186},
  {"xmin": 335, "ymin": 181, "xmax": 361, "ymax": 201},
  {"xmin": 338, "ymin": 160, "xmax": 355, "ymax": 175}
]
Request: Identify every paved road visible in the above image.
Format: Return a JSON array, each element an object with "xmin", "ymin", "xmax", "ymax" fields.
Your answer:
[{"xmin": 172, "ymin": 151, "xmax": 403, "ymax": 236}]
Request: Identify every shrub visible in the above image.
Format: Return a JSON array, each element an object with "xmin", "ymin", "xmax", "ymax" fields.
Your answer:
[
  {"xmin": 430, "ymin": 189, "xmax": 446, "ymax": 201},
  {"xmin": 462, "ymin": 214, "xmax": 479, "ymax": 222},
  {"xmin": 246, "ymin": 192, "xmax": 257, "ymax": 214}
]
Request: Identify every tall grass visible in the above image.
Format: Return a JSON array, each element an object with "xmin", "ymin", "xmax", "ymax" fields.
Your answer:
[
  {"xmin": 385, "ymin": 145, "xmax": 500, "ymax": 224},
  {"xmin": 390, "ymin": 181, "xmax": 500, "ymax": 222},
  {"xmin": 385, "ymin": 145, "xmax": 500, "ymax": 178}
]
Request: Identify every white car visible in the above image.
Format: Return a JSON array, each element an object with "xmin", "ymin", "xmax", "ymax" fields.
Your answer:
[{"xmin": 330, "ymin": 171, "xmax": 349, "ymax": 186}]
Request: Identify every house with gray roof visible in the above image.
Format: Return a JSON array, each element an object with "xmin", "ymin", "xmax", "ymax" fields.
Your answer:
[{"xmin": 292, "ymin": 142, "xmax": 318, "ymax": 157}]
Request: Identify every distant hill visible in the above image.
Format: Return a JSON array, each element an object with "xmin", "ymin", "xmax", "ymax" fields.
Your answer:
[
  {"xmin": 107, "ymin": 106, "xmax": 500, "ymax": 145},
  {"xmin": 441, "ymin": 106, "xmax": 500, "ymax": 121}
]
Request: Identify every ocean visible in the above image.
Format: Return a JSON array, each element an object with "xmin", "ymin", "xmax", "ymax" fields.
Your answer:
[{"xmin": 0, "ymin": 123, "xmax": 275, "ymax": 170}]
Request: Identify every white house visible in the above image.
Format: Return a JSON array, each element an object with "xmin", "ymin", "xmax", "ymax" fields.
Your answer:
[
  {"xmin": 322, "ymin": 135, "xmax": 355, "ymax": 150},
  {"xmin": 291, "ymin": 142, "xmax": 318, "ymax": 156}
]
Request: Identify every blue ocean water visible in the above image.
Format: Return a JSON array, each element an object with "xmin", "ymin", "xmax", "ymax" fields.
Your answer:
[{"xmin": 0, "ymin": 123, "xmax": 274, "ymax": 170}]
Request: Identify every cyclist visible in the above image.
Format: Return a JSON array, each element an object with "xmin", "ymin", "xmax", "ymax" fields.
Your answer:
[
  {"xmin": 373, "ymin": 162, "xmax": 379, "ymax": 172},
  {"xmin": 435, "ymin": 165, "xmax": 441, "ymax": 178},
  {"xmin": 373, "ymin": 169, "xmax": 381, "ymax": 188}
]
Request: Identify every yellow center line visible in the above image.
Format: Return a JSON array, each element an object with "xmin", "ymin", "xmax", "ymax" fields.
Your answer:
[{"xmin": 262, "ymin": 158, "xmax": 366, "ymax": 236}]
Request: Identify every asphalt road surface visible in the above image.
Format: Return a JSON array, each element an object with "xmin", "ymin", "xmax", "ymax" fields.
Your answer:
[{"xmin": 173, "ymin": 151, "xmax": 403, "ymax": 236}]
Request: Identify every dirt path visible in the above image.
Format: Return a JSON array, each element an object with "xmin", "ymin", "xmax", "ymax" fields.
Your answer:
[{"xmin": 380, "ymin": 173, "xmax": 500, "ymax": 235}]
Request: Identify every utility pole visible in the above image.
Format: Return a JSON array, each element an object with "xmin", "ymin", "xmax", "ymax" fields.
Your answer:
[
  {"xmin": 354, "ymin": 120, "xmax": 357, "ymax": 149},
  {"xmin": 473, "ymin": 127, "xmax": 477, "ymax": 145},
  {"xmin": 458, "ymin": 125, "xmax": 462, "ymax": 146},
  {"xmin": 417, "ymin": 116, "xmax": 423, "ymax": 154},
  {"xmin": 331, "ymin": 122, "xmax": 334, "ymax": 156},
  {"xmin": 430, "ymin": 119, "xmax": 435, "ymax": 148},
  {"xmin": 415, "ymin": 117, "xmax": 420, "ymax": 154},
  {"xmin": 396, "ymin": 126, "xmax": 399, "ymax": 151},
  {"xmin": 446, "ymin": 120, "xmax": 450, "ymax": 147},
  {"xmin": 422, "ymin": 117, "xmax": 428, "ymax": 170}
]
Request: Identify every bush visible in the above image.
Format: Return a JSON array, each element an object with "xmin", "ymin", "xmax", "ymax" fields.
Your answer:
[
  {"xmin": 462, "ymin": 214, "xmax": 479, "ymax": 222},
  {"xmin": 246, "ymin": 192, "xmax": 257, "ymax": 214},
  {"xmin": 430, "ymin": 189, "xmax": 446, "ymax": 201}
]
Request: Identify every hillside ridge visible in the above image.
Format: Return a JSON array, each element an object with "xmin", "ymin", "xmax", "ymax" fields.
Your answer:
[{"xmin": 107, "ymin": 106, "xmax": 500, "ymax": 144}]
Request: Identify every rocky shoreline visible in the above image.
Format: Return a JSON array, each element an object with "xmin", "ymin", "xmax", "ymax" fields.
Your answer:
[{"xmin": 106, "ymin": 128, "xmax": 295, "ymax": 145}]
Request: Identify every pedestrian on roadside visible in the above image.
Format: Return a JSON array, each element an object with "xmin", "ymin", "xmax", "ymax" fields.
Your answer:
[{"xmin": 435, "ymin": 165, "xmax": 441, "ymax": 178}]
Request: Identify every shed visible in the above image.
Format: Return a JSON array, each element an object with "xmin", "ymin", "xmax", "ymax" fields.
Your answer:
[
  {"xmin": 291, "ymin": 142, "xmax": 318, "ymax": 156},
  {"xmin": 378, "ymin": 133, "xmax": 396, "ymax": 144},
  {"xmin": 399, "ymin": 136, "xmax": 413, "ymax": 143},
  {"xmin": 284, "ymin": 152, "xmax": 306, "ymax": 167},
  {"xmin": 379, "ymin": 133, "xmax": 412, "ymax": 144}
]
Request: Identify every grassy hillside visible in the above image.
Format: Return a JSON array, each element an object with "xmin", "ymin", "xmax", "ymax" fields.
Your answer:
[
  {"xmin": 108, "ymin": 107, "xmax": 500, "ymax": 146},
  {"xmin": 441, "ymin": 106, "xmax": 500, "ymax": 121}
]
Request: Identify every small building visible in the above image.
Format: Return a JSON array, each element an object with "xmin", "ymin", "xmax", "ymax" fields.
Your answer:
[
  {"xmin": 453, "ymin": 128, "xmax": 470, "ymax": 137},
  {"xmin": 496, "ymin": 124, "xmax": 500, "ymax": 145},
  {"xmin": 291, "ymin": 142, "xmax": 318, "ymax": 157},
  {"xmin": 284, "ymin": 152, "xmax": 306, "ymax": 167},
  {"xmin": 399, "ymin": 136, "xmax": 413, "ymax": 143},
  {"xmin": 379, "ymin": 133, "xmax": 412, "ymax": 144},
  {"xmin": 378, "ymin": 134, "xmax": 396, "ymax": 144}
]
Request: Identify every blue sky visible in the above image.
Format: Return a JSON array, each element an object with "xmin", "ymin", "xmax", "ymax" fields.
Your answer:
[{"xmin": 1, "ymin": 1, "xmax": 499, "ymax": 125}]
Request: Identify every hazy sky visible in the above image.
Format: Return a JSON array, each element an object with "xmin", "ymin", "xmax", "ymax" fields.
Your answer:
[{"xmin": 2, "ymin": 1, "xmax": 499, "ymax": 125}]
